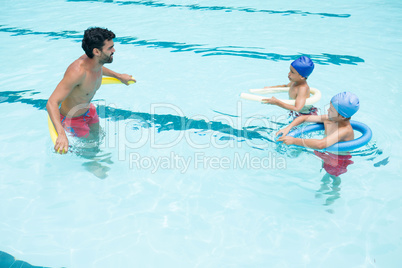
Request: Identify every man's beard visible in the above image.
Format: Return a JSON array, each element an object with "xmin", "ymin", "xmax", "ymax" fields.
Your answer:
[{"xmin": 100, "ymin": 53, "xmax": 113, "ymax": 64}]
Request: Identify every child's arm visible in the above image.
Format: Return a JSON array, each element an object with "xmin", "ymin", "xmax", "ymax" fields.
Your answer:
[
  {"xmin": 262, "ymin": 86, "xmax": 308, "ymax": 112},
  {"xmin": 304, "ymin": 114, "xmax": 328, "ymax": 123},
  {"xmin": 276, "ymin": 114, "xmax": 327, "ymax": 137},
  {"xmin": 276, "ymin": 115, "xmax": 308, "ymax": 137},
  {"xmin": 278, "ymin": 121, "xmax": 349, "ymax": 150},
  {"xmin": 264, "ymin": 82, "xmax": 292, "ymax": 88}
]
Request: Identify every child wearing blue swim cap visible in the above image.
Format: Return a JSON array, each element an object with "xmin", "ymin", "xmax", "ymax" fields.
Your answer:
[
  {"xmin": 276, "ymin": 92, "xmax": 360, "ymax": 150},
  {"xmin": 262, "ymin": 56, "xmax": 317, "ymax": 116}
]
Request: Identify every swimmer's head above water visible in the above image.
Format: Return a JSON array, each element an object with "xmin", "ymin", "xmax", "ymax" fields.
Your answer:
[
  {"xmin": 82, "ymin": 27, "xmax": 116, "ymax": 59},
  {"xmin": 331, "ymin": 92, "xmax": 360, "ymax": 119},
  {"xmin": 291, "ymin": 56, "xmax": 315, "ymax": 78}
]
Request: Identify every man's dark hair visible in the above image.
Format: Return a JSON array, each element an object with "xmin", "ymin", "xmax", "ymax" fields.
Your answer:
[{"xmin": 82, "ymin": 27, "xmax": 115, "ymax": 58}]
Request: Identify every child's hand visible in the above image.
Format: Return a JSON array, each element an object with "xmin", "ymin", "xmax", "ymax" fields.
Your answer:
[
  {"xmin": 277, "ymin": 135, "xmax": 295, "ymax": 145},
  {"xmin": 276, "ymin": 128, "xmax": 290, "ymax": 137},
  {"xmin": 262, "ymin": 96, "xmax": 279, "ymax": 105}
]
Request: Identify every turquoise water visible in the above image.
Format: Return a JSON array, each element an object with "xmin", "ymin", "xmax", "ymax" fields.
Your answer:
[{"xmin": 1, "ymin": 0, "xmax": 401, "ymax": 267}]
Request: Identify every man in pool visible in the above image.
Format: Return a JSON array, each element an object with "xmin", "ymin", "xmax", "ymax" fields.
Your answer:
[
  {"xmin": 276, "ymin": 92, "xmax": 360, "ymax": 150},
  {"xmin": 47, "ymin": 27, "xmax": 136, "ymax": 154},
  {"xmin": 262, "ymin": 56, "xmax": 317, "ymax": 117}
]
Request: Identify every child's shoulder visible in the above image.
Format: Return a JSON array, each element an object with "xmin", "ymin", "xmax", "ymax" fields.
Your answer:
[
  {"xmin": 291, "ymin": 81, "xmax": 309, "ymax": 91},
  {"xmin": 325, "ymin": 120, "xmax": 353, "ymax": 136},
  {"xmin": 339, "ymin": 121, "xmax": 353, "ymax": 131},
  {"xmin": 291, "ymin": 82, "xmax": 310, "ymax": 99},
  {"xmin": 339, "ymin": 122, "xmax": 354, "ymax": 141}
]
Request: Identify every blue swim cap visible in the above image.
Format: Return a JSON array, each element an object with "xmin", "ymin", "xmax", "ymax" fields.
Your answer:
[
  {"xmin": 331, "ymin": 92, "xmax": 360, "ymax": 118},
  {"xmin": 291, "ymin": 56, "xmax": 314, "ymax": 78}
]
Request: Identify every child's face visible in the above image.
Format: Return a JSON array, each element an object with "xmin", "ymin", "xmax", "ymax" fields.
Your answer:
[
  {"xmin": 288, "ymin": 66, "xmax": 303, "ymax": 82},
  {"xmin": 328, "ymin": 103, "xmax": 343, "ymax": 121}
]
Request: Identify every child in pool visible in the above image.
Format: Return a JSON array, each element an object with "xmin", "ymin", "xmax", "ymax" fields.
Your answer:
[
  {"xmin": 277, "ymin": 92, "xmax": 360, "ymax": 176},
  {"xmin": 276, "ymin": 92, "xmax": 360, "ymax": 150},
  {"xmin": 262, "ymin": 56, "xmax": 317, "ymax": 117}
]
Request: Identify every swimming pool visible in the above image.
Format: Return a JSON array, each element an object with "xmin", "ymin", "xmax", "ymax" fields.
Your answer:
[{"xmin": 1, "ymin": 0, "xmax": 401, "ymax": 267}]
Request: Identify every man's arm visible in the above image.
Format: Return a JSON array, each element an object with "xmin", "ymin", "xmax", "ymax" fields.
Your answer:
[
  {"xmin": 102, "ymin": 66, "xmax": 136, "ymax": 85},
  {"xmin": 46, "ymin": 67, "xmax": 84, "ymax": 153}
]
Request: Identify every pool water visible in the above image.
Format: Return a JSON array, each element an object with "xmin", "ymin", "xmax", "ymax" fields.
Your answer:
[{"xmin": 1, "ymin": 0, "xmax": 401, "ymax": 267}]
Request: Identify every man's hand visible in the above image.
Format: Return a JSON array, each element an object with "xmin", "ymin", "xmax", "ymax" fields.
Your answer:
[
  {"xmin": 55, "ymin": 134, "xmax": 69, "ymax": 154},
  {"xmin": 118, "ymin": 74, "xmax": 136, "ymax": 85},
  {"xmin": 262, "ymin": 96, "xmax": 279, "ymax": 105}
]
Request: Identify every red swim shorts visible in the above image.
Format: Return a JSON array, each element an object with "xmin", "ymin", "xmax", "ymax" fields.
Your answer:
[
  {"xmin": 314, "ymin": 151, "xmax": 354, "ymax": 177},
  {"xmin": 60, "ymin": 103, "xmax": 99, "ymax": 137}
]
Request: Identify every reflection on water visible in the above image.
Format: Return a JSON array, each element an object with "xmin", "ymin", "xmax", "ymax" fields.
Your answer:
[
  {"xmin": 68, "ymin": 126, "xmax": 113, "ymax": 179},
  {"xmin": 316, "ymin": 173, "xmax": 342, "ymax": 213}
]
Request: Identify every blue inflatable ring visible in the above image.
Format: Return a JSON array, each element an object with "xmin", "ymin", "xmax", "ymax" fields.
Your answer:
[{"xmin": 287, "ymin": 120, "xmax": 372, "ymax": 152}]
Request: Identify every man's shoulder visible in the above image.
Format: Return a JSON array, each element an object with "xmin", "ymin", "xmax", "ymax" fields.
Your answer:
[
  {"xmin": 61, "ymin": 60, "xmax": 88, "ymax": 88},
  {"xmin": 66, "ymin": 57, "xmax": 87, "ymax": 78}
]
